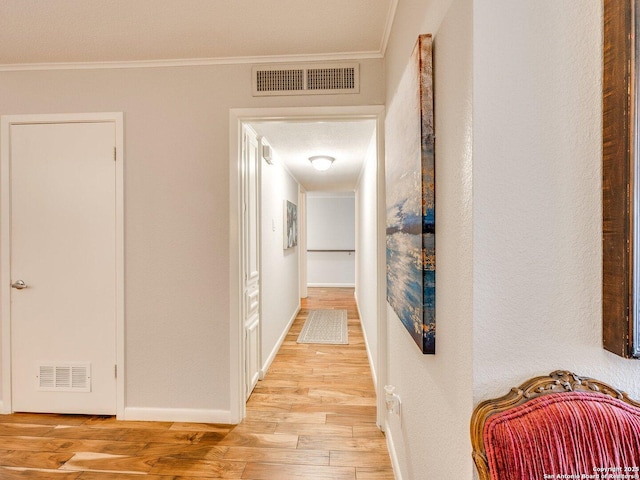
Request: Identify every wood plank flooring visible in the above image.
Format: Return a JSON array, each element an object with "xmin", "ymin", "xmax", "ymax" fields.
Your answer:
[{"xmin": 0, "ymin": 287, "xmax": 394, "ymax": 479}]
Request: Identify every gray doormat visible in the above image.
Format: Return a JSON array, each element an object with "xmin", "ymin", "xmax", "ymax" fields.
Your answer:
[{"xmin": 297, "ymin": 309, "xmax": 349, "ymax": 344}]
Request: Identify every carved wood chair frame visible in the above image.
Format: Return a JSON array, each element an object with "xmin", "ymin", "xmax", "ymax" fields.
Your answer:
[{"xmin": 470, "ymin": 370, "xmax": 640, "ymax": 480}]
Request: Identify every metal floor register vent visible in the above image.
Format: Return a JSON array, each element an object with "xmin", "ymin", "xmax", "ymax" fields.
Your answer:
[
  {"xmin": 253, "ymin": 63, "xmax": 359, "ymax": 96},
  {"xmin": 38, "ymin": 363, "xmax": 91, "ymax": 392}
]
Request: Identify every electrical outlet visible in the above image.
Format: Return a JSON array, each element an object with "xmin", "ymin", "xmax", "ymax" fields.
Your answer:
[{"xmin": 384, "ymin": 385, "xmax": 402, "ymax": 420}]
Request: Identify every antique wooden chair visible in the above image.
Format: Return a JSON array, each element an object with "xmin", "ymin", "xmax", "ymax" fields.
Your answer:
[{"xmin": 470, "ymin": 370, "xmax": 640, "ymax": 480}]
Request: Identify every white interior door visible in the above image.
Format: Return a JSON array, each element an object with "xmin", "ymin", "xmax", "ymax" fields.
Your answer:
[
  {"xmin": 242, "ymin": 125, "xmax": 261, "ymax": 400},
  {"xmin": 8, "ymin": 120, "xmax": 118, "ymax": 415}
]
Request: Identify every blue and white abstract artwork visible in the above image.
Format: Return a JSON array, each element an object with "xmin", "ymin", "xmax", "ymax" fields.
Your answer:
[{"xmin": 385, "ymin": 34, "xmax": 435, "ymax": 354}]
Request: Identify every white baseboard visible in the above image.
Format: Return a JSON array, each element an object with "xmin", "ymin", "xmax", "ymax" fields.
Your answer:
[
  {"xmin": 307, "ymin": 283, "xmax": 355, "ymax": 287},
  {"xmin": 261, "ymin": 304, "xmax": 300, "ymax": 378},
  {"xmin": 124, "ymin": 407, "xmax": 233, "ymax": 424},
  {"xmin": 385, "ymin": 419, "xmax": 404, "ymax": 480},
  {"xmin": 355, "ymin": 298, "xmax": 377, "ymax": 389}
]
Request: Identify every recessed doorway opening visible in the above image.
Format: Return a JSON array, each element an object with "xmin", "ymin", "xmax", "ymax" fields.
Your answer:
[{"xmin": 229, "ymin": 106, "xmax": 387, "ymax": 428}]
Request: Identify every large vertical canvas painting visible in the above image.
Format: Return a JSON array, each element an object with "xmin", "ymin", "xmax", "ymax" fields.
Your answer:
[
  {"xmin": 284, "ymin": 200, "xmax": 298, "ymax": 249},
  {"xmin": 385, "ymin": 34, "xmax": 435, "ymax": 354}
]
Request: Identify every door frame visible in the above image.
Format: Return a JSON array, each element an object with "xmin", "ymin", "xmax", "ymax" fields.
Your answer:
[
  {"xmin": 229, "ymin": 105, "xmax": 386, "ymax": 424},
  {"xmin": 241, "ymin": 124, "xmax": 262, "ymax": 400},
  {"xmin": 0, "ymin": 112, "xmax": 125, "ymax": 418}
]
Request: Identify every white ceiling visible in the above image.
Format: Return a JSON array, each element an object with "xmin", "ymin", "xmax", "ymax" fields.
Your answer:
[
  {"xmin": 251, "ymin": 120, "xmax": 376, "ymax": 192},
  {"xmin": 0, "ymin": 0, "xmax": 396, "ymax": 67}
]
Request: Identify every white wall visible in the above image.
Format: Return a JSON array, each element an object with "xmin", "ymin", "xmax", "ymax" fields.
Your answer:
[
  {"xmin": 473, "ymin": 1, "xmax": 640, "ymax": 403},
  {"xmin": 259, "ymin": 147, "xmax": 300, "ymax": 372},
  {"xmin": 307, "ymin": 252, "xmax": 354, "ymax": 286},
  {"xmin": 383, "ymin": 0, "xmax": 474, "ymax": 478},
  {"xmin": 385, "ymin": 2, "xmax": 640, "ymax": 479},
  {"xmin": 0, "ymin": 59, "xmax": 384, "ymax": 417},
  {"xmin": 306, "ymin": 193, "xmax": 355, "ymax": 286},
  {"xmin": 355, "ymin": 133, "xmax": 379, "ymax": 385}
]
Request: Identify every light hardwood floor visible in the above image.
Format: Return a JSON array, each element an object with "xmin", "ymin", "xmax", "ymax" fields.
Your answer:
[{"xmin": 0, "ymin": 287, "xmax": 394, "ymax": 479}]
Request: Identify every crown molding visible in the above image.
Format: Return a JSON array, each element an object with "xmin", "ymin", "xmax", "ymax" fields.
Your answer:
[
  {"xmin": 0, "ymin": 51, "xmax": 384, "ymax": 72},
  {"xmin": 379, "ymin": 0, "xmax": 399, "ymax": 56}
]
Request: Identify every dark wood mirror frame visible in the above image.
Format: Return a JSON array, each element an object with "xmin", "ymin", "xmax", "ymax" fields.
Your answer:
[{"xmin": 603, "ymin": 0, "xmax": 640, "ymax": 358}]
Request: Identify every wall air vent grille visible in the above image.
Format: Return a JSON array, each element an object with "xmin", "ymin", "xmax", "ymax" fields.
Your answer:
[
  {"xmin": 307, "ymin": 67, "xmax": 356, "ymax": 91},
  {"xmin": 252, "ymin": 63, "xmax": 359, "ymax": 96},
  {"xmin": 256, "ymin": 69, "xmax": 304, "ymax": 93},
  {"xmin": 37, "ymin": 363, "xmax": 91, "ymax": 392}
]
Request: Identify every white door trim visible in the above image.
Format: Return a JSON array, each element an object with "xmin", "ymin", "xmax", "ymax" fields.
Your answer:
[
  {"xmin": 374, "ymin": 112, "xmax": 388, "ymax": 430},
  {"xmin": 229, "ymin": 105, "xmax": 385, "ymax": 424},
  {"xmin": 0, "ymin": 112, "xmax": 125, "ymax": 418},
  {"xmin": 298, "ymin": 189, "xmax": 308, "ymax": 299}
]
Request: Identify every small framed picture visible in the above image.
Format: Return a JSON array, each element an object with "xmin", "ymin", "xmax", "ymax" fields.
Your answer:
[{"xmin": 284, "ymin": 200, "xmax": 298, "ymax": 249}]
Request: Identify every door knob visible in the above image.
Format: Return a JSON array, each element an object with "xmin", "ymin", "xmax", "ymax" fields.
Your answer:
[{"xmin": 11, "ymin": 280, "xmax": 27, "ymax": 290}]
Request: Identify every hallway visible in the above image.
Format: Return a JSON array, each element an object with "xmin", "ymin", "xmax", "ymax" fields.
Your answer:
[
  {"xmin": 243, "ymin": 287, "xmax": 393, "ymax": 479},
  {"xmin": 0, "ymin": 287, "xmax": 393, "ymax": 479}
]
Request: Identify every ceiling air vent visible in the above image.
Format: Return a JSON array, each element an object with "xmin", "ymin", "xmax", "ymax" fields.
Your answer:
[{"xmin": 252, "ymin": 63, "xmax": 359, "ymax": 96}]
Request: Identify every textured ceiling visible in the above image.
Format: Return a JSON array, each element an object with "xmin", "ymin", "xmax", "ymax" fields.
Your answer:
[
  {"xmin": 0, "ymin": 0, "xmax": 396, "ymax": 66},
  {"xmin": 251, "ymin": 120, "xmax": 376, "ymax": 192}
]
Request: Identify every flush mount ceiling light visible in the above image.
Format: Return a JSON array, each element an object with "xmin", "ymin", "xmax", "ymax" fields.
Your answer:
[{"xmin": 309, "ymin": 155, "xmax": 335, "ymax": 171}]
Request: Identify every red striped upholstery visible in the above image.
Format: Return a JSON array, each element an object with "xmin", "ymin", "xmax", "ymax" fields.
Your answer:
[{"xmin": 484, "ymin": 391, "xmax": 640, "ymax": 480}]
